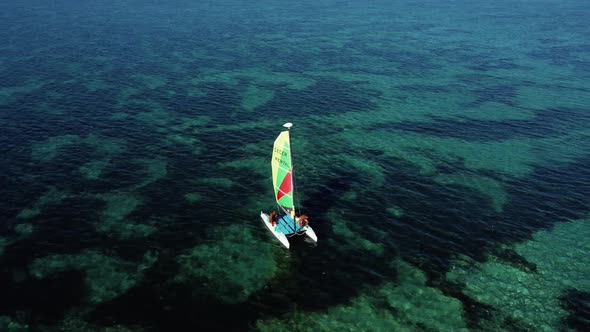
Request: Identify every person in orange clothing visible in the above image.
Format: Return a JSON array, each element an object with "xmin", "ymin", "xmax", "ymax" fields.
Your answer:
[
  {"xmin": 298, "ymin": 214, "xmax": 309, "ymax": 228},
  {"xmin": 269, "ymin": 210, "xmax": 278, "ymax": 226}
]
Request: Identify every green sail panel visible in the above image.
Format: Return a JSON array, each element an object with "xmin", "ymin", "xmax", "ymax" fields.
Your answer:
[{"xmin": 272, "ymin": 130, "xmax": 294, "ymax": 212}]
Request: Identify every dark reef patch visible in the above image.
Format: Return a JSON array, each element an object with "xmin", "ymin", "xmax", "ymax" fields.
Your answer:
[{"xmin": 560, "ymin": 290, "xmax": 590, "ymax": 332}]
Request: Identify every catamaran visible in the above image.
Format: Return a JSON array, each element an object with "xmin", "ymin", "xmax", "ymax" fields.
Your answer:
[{"xmin": 260, "ymin": 123, "xmax": 318, "ymax": 248}]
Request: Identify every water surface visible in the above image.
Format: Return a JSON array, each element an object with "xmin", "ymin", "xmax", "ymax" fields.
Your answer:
[{"xmin": 1, "ymin": 0, "xmax": 589, "ymax": 331}]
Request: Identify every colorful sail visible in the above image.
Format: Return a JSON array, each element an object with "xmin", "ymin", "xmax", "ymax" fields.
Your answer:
[{"xmin": 272, "ymin": 130, "xmax": 294, "ymax": 214}]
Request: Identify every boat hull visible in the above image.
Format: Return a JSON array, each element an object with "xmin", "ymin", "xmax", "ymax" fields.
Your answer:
[
  {"xmin": 260, "ymin": 212, "xmax": 290, "ymax": 249},
  {"xmin": 304, "ymin": 225, "xmax": 318, "ymax": 242}
]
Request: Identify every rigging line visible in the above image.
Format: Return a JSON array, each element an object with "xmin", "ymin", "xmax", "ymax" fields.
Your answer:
[{"xmin": 288, "ymin": 226, "xmax": 307, "ymax": 237}]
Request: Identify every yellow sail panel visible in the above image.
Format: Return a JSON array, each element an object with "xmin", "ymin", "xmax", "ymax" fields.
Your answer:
[{"xmin": 271, "ymin": 130, "xmax": 294, "ymax": 212}]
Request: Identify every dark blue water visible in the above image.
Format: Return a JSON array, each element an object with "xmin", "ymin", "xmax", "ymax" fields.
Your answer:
[{"xmin": 1, "ymin": 0, "xmax": 589, "ymax": 330}]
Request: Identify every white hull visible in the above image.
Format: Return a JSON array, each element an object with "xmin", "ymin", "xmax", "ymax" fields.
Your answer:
[
  {"xmin": 304, "ymin": 225, "xmax": 318, "ymax": 242},
  {"xmin": 260, "ymin": 212, "xmax": 290, "ymax": 249}
]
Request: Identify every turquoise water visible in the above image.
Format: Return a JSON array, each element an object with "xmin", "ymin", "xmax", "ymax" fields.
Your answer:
[{"xmin": 1, "ymin": 0, "xmax": 589, "ymax": 330}]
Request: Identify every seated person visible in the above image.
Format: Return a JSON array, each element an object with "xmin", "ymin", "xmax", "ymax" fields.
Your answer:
[
  {"xmin": 298, "ymin": 214, "xmax": 309, "ymax": 227},
  {"xmin": 269, "ymin": 211, "xmax": 278, "ymax": 226}
]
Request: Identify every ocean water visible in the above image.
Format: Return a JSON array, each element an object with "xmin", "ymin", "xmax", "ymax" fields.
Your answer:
[{"xmin": 1, "ymin": 0, "xmax": 589, "ymax": 331}]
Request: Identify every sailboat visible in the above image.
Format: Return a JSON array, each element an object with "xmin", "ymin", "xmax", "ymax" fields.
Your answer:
[{"xmin": 260, "ymin": 123, "xmax": 318, "ymax": 248}]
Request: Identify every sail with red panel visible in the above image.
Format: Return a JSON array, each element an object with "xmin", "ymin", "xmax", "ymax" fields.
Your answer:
[
  {"xmin": 260, "ymin": 123, "xmax": 318, "ymax": 248},
  {"xmin": 272, "ymin": 127, "xmax": 295, "ymax": 217}
]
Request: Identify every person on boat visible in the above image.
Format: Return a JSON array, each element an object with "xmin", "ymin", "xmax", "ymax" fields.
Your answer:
[
  {"xmin": 269, "ymin": 210, "xmax": 278, "ymax": 226},
  {"xmin": 298, "ymin": 214, "xmax": 309, "ymax": 228}
]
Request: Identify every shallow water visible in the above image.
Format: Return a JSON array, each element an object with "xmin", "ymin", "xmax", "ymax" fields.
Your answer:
[{"xmin": 1, "ymin": 0, "xmax": 589, "ymax": 331}]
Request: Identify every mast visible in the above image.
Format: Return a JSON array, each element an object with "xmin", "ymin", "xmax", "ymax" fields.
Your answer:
[
  {"xmin": 283, "ymin": 123, "xmax": 295, "ymax": 219},
  {"xmin": 282, "ymin": 123, "xmax": 297, "ymax": 232}
]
